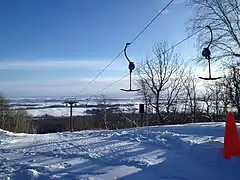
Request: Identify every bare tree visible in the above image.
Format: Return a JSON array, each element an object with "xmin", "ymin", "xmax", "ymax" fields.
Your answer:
[
  {"xmin": 138, "ymin": 78, "xmax": 152, "ymax": 113},
  {"xmin": 220, "ymin": 84, "xmax": 231, "ymax": 114},
  {"xmin": 222, "ymin": 65, "xmax": 240, "ymax": 118},
  {"xmin": 163, "ymin": 74, "xmax": 185, "ymax": 118},
  {"xmin": 183, "ymin": 68, "xmax": 198, "ymax": 122},
  {"xmin": 0, "ymin": 96, "xmax": 8, "ymax": 129},
  {"xmin": 186, "ymin": 0, "xmax": 240, "ymax": 64},
  {"xmin": 0, "ymin": 95, "xmax": 36, "ymax": 133},
  {"xmin": 137, "ymin": 42, "xmax": 184, "ymax": 124},
  {"xmin": 94, "ymin": 94, "xmax": 109, "ymax": 129},
  {"xmin": 205, "ymin": 81, "xmax": 223, "ymax": 120},
  {"xmin": 201, "ymin": 88, "xmax": 213, "ymax": 121},
  {"xmin": 115, "ymin": 107, "xmax": 139, "ymax": 128}
]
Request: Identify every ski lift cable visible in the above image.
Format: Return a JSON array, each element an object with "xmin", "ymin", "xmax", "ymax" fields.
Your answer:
[
  {"xmin": 129, "ymin": 0, "xmax": 174, "ymax": 45},
  {"xmin": 130, "ymin": 28, "xmax": 204, "ymax": 76},
  {"xmin": 85, "ymin": 3, "xmax": 240, "ymax": 100},
  {"xmin": 85, "ymin": 74, "xmax": 129, "ymax": 103},
  {"xmin": 79, "ymin": 0, "xmax": 175, "ymax": 94},
  {"xmin": 135, "ymin": 3, "xmax": 240, "ymax": 72},
  {"xmin": 79, "ymin": 50, "xmax": 123, "ymax": 94},
  {"xmin": 98, "ymin": 74, "xmax": 129, "ymax": 94},
  {"xmin": 88, "ymin": 28, "xmax": 204, "ymax": 99}
]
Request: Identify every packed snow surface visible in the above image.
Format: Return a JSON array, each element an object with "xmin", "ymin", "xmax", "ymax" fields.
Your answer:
[{"xmin": 1, "ymin": 122, "xmax": 240, "ymax": 180}]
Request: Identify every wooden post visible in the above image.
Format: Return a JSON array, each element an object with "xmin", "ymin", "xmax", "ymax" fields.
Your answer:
[
  {"xmin": 64, "ymin": 99, "xmax": 78, "ymax": 132},
  {"xmin": 70, "ymin": 103, "xmax": 73, "ymax": 132},
  {"xmin": 139, "ymin": 104, "xmax": 144, "ymax": 127}
]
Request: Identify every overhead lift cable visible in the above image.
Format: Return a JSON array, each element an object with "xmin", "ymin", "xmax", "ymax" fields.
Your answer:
[
  {"xmin": 79, "ymin": 0, "xmax": 175, "ymax": 94},
  {"xmin": 95, "ymin": 28, "xmax": 204, "ymax": 96},
  {"xmin": 92, "ymin": 3, "xmax": 240, "ymax": 96}
]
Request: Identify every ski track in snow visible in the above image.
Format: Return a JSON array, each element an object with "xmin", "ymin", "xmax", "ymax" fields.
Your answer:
[{"xmin": 0, "ymin": 122, "xmax": 240, "ymax": 180}]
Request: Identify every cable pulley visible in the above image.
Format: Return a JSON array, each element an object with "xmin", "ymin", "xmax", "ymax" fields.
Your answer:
[{"xmin": 120, "ymin": 43, "xmax": 140, "ymax": 92}]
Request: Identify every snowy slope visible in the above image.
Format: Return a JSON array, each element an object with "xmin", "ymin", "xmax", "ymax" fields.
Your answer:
[{"xmin": 0, "ymin": 122, "xmax": 240, "ymax": 180}]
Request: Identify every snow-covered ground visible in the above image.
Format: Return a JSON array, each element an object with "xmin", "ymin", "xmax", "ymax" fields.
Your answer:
[
  {"xmin": 7, "ymin": 97, "xmax": 141, "ymax": 117},
  {"xmin": 26, "ymin": 108, "xmax": 88, "ymax": 117},
  {"xmin": 1, "ymin": 122, "xmax": 239, "ymax": 180},
  {"xmin": 8, "ymin": 97, "xmax": 229, "ymax": 118},
  {"xmin": 26, "ymin": 105, "xmax": 140, "ymax": 117}
]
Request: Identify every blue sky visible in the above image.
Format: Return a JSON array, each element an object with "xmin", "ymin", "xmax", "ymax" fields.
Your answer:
[{"xmin": 0, "ymin": 0, "xmax": 201, "ymax": 98}]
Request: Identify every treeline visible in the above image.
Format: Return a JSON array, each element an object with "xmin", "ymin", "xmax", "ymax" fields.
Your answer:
[
  {"xmin": 36, "ymin": 99, "xmax": 232, "ymax": 134},
  {"xmin": 136, "ymin": 0, "xmax": 240, "ymax": 123},
  {"xmin": 1, "ymin": 0, "xmax": 240, "ymax": 134},
  {"xmin": 137, "ymin": 60, "xmax": 239, "ymax": 124},
  {"xmin": 0, "ymin": 96, "xmax": 37, "ymax": 133},
  {"xmin": 0, "ymin": 93, "xmax": 238, "ymax": 134}
]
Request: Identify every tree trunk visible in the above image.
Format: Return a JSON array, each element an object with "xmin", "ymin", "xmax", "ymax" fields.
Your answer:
[{"xmin": 156, "ymin": 93, "xmax": 163, "ymax": 124}]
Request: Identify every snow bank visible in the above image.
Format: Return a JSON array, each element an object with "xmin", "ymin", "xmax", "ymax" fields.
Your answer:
[{"xmin": 0, "ymin": 122, "xmax": 240, "ymax": 180}]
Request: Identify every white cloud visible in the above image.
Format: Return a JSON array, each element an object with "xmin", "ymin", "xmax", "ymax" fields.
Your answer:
[
  {"xmin": 0, "ymin": 76, "xmax": 140, "ymax": 98},
  {"xmin": 0, "ymin": 57, "xmax": 142, "ymax": 98},
  {"xmin": 162, "ymin": 9, "xmax": 170, "ymax": 15},
  {"xmin": 174, "ymin": 0, "xmax": 185, "ymax": 4},
  {"xmin": 0, "ymin": 59, "xmax": 126, "ymax": 70},
  {"xmin": 154, "ymin": 6, "xmax": 170, "ymax": 15},
  {"xmin": 154, "ymin": 0, "xmax": 185, "ymax": 15},
  {"xmin": 0, "ymin": 59, "xmax": 224, "ymax": 98}
]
